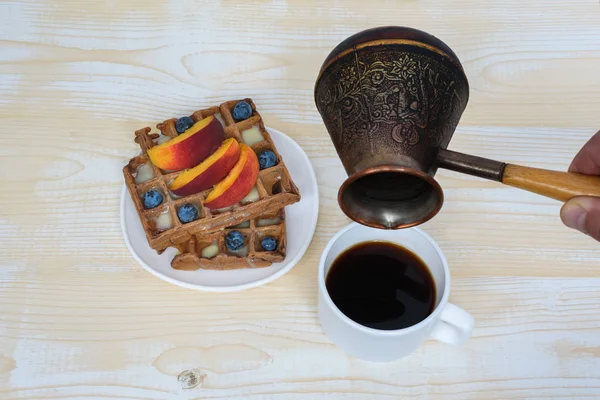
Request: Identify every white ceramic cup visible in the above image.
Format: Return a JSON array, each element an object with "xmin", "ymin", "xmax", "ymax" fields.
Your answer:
[{"xmin": 318, "ymin": 222, "xmax": 474, "ymax": 362}]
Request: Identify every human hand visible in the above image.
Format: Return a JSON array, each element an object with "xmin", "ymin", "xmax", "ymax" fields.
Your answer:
[{"xmin": 560, "ymin": 131, "xmax": 600, "ymax": 241}]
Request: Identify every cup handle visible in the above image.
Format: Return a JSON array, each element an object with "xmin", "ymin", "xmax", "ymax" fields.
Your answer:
[{"xmin": 429, "ymin": 303, "xmax": 474, "ymax": 345}]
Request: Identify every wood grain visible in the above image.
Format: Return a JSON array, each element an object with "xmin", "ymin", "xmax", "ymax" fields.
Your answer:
[
  {"xmin": 502, "ymin": 164, "xmax": 600, "ymax": 202},
  {"xmin": 2, "ymin": 0, "xmax": 600, "ymax": 399}
]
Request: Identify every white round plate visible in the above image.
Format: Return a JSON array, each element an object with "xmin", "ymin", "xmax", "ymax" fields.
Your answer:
[{"xmin": 120, "ymin": 127, "xmax": 319, "ymax": 292}]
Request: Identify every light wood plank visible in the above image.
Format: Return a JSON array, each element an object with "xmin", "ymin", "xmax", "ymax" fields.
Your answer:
[{"xmin": 2, "ymin": 0, "xmax": 600, "ymax": 398}]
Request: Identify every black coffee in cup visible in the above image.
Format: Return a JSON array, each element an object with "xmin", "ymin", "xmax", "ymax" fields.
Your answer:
[{"xmin": 325, "ymin": 241, "xmax": 436, "ymax": 330}]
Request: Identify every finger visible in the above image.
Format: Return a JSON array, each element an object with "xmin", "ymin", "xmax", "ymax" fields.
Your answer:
[
  {"xmin": 561, "ymin": 197, "xmax": 600, "ymax": 241},
  {"xmin": 569, "ymin": 131, "xmax": 600, "ymax": 175}
]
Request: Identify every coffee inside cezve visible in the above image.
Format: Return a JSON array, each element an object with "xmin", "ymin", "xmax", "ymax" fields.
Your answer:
[{"xmin": 326, "ymin": 241, "xmax": 436, "ymax": 330}]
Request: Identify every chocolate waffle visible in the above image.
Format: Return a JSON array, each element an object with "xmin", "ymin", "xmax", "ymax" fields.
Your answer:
[
  {"xmin": 172, "ymin": 209, "xmax": 286, "ymax": 271},
  {"xmin": 122, "ymin": 99, "xmax": 300, "ymax": 254}
]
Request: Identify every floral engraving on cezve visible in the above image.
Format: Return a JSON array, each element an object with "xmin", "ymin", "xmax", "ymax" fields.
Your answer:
[{"xmin": 316, "ymin": 51, "xmax": 464, "ymax": 153}]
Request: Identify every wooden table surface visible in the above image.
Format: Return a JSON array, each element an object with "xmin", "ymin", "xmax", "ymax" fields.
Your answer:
[{"xmin": 2, "ymin": 1, "xmax": 600, "ymax": 399}]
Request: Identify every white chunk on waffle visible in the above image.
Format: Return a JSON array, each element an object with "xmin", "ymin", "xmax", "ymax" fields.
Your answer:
[
  {"xmin": 241, "ymin": 126, "xmax": 264, "ymax": 146},
  {"xmin": 135, "ymin": 163, "xmax": 154, "ymax": 184}
]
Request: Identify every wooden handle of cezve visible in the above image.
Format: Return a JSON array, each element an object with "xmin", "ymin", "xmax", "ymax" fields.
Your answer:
[
  {"xmin": 502, "ymin": 164, "xmax": 600, "ymax": 202},
  {"xmin": 436, "ymin": 149, "xmax": 600, "ymax": 202}
]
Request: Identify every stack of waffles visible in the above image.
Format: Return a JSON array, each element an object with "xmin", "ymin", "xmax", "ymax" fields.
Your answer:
[{"xmin": 123, "ymin": 99, "xmax": 301, "ymax": 270}]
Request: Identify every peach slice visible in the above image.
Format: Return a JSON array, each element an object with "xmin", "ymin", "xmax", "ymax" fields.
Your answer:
[
  {"xmin": 148, "ymin": 116, "xmax": 224, "ymax": 171},
  {"xmin": 169, "ymin": 138, "xmax": 241, "ymax": 196},
  {"xmin": 205, "ymin": 144, "xmax": 259, "ymax": 209}
]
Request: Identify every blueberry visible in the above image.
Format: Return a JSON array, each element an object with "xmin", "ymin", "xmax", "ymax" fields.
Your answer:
[
  {"xmin": 142, "ymin": 189, "xmax": 163, "ymax": 209},
  {"xmin": 261, "ymin": 236, "xmax": 277, "ymax": 251},
  {"xmin": 177, "ymin": 203, "xmax": 199, "ymax": 223},
  {"xmin": 232, "ymin": 101, "xmax": 252, "ymax": 121},
  {"xmin": 259, "ymin": 150, "xmax": 277, "ymax": 169},
  {"xmin": 175, "ymin": 116, "xmax": 194, "ymax": 134},
  {"xmin": 225, "ymin": 231, "xmax": 245, "ymax": 251}
]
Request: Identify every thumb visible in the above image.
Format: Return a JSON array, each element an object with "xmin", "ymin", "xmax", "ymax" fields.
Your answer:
[{"xmin": 561, "ymin": 197, "xmax": 600, "ymax": 241}]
